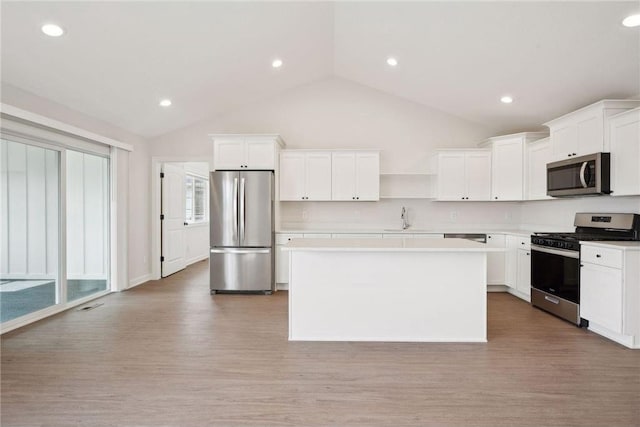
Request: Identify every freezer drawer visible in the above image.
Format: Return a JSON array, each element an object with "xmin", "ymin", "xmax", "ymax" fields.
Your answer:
[{"xmin": 210, "ymin": 248, "xmax": 273, "ymax": 293}]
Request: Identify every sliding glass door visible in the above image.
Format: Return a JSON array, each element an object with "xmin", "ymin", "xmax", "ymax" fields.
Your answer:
[
  {"xmin": 0, "ymin": 139, "xmax": 60, "ymax": 322},
  {"xmin": 0, "ymin": 138, "xmax": 110, "ymax": 326},
  {"xmin": 66, "ymin": 150, "xmax": 109, "ymax": 301}
]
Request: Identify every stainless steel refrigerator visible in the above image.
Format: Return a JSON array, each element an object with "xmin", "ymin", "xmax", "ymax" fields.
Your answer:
[{"xmin": 209, "ymin": 171, "xmax": 274, "ymax": 294}]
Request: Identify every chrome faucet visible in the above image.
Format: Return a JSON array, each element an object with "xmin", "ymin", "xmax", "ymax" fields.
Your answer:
[{"xmin": 401, "ymin": 206, "xmax": 410, "ymax": 230}]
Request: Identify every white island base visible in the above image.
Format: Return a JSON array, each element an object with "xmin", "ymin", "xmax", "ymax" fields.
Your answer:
[{"xmin": 287, "ymin": 238, "xmax": 498, "ymax": 343}]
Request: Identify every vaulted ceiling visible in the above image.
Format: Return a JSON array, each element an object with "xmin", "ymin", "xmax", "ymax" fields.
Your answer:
[{"xmin": 2, "ymin": 1, "xmax": 639, "ymax": 138}]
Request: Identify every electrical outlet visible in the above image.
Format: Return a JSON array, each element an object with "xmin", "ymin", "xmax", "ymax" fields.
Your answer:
[
  {"xmin": 450, "ymin": 211, "xmax": 458, "ymax": 221},
  {"xmin": 302, "ymin": 209, "xmax": 308, "ymax": 220}
]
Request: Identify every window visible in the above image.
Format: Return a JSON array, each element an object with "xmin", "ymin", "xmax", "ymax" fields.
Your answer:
[{"xmin": 185, "ymin": 174, "xmax": 208, "ymax": 224}]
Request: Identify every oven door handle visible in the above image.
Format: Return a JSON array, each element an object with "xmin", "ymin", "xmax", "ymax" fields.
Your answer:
[{"xmin": 531, "ymin": 245, "xmax": 579, "ymax": 259}]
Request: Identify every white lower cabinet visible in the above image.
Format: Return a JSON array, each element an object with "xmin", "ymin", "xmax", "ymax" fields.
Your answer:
[
  {"xmin": 275, "ymin": 234, "xmax": 303, "ymax": 286},
  {"xmin": 276, "ymin": 233, "xmax": 332, "ymax": 287},
  {"xmin": 581, "ymin": 262, "xmax": 623, "ymax": 334},
  {"xmin": 504, "ymin": 234, "xmax": 531, "ymax": 301},
  {"xmin": 516, "ymin": 249, "xmax": 531, "ymax": 298},
  {"xmin": 580, "ymin": 243, "xmax": 640, "ymax": 348},
  {"xmin": 486, "ymin": 234, "xmax": 505, "ymax": 285}
]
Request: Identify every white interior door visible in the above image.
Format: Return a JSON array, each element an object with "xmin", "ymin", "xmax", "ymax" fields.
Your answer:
[{"xmin": 161, "ymin": 163, "xmax": 186, "ymax": 277}]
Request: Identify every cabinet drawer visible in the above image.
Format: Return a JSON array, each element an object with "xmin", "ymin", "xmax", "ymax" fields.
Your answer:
[
  {"xmin": 302, "ymin": 233, "xmax": 332, "ymax": 238},
  {"xmin": 332, "ymin": 233, "xmax": 382, "ymax": 239},
  {"xmin": 581, "ymin": 245, "xmax": 623, "ymax": 269},
  {"xmin": 276, "ymin": 233, "xmax": 304, "ymax": 245},
  {"xmin": 506, "ymin": 235, "xmax": 530, "ymax": 250}
]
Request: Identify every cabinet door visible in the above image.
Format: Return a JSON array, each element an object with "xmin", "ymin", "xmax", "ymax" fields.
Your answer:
[
  {"xmin": 504, "ymin": 236, "xmax": 519, "ymax": 289},
  {"xmin": 465, "ymin": 152, "xmax": 491, "ymax": 201},
  {"xmin": 331, "ymin": 152, "xmax": 356, "ymax": 200},
  {"xmin": 516, "ymin": 249, "xmax": 531, "ymax": 297},
  {"xmin": 576, "ymin": 116, "xmax": 602, "ymax": 157},
  {"xmin": 213, "ymin": 139, "xmax": 245, "ymax": 170},
  {"xmin": 305, "ymin": 152, "xmax": 332, "ymax": 201},
  {"xmin": 436, "ymin": 152, "xmax": 466, "ymax": 200},
  {"xmin": 491, "ymin": 138, "xmax": 523, "ymax": 201},
  {"xmin": 580, "ymin": 262, "xmax": 623, "ymax": 333},
  {"xmin": 276, "ymin": 245, "xmax": 289, "ymax": 284},
  {"xmin": 246, "ymin": 139, "xmax": 275, "ymax": 170},
  {"xmin": 279, "ymin": 152, "xmax": 306, "ymax": 201},
  {"xmin": 526, "ymin": 138, "xmax": 552, "ymax": 200},
  {"xmin": 355, "ymin": 152, "xmax": 380, "ymax": 201},
  {"xmin": 551, "ymin": 126, "xmax": 578, "ymax": 161},
  {"xmin": 486, "ymin": 234, "xmax": 505, "ymax": 285},
  {"xmin": 275, "ymin": 234, "xmax": 304, "ymax": 284},
  {"xmin": 609, "ymin": 110, "xmax": 640, "ymax": 196}
]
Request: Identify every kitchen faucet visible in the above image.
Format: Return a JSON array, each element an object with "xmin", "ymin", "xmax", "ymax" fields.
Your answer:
[{"xmin": 401, "ymin": 206, "xmax": 410, "ymax": 230}]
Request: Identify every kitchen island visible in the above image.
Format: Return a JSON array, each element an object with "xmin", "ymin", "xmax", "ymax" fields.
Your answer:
[{"xmin": 285, "ymin": 238, "xmax": 502, "ymax": 342}]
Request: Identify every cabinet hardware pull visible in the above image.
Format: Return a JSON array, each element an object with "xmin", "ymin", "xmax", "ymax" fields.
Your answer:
[{"xmin": 596, "ymin": 254, "xmax": 601, "ymax": 258}]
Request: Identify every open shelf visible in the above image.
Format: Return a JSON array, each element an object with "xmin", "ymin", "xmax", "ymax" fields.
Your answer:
[{"xmin": 379, "ymin": 173, "xmax": 434, "ymax": 199}]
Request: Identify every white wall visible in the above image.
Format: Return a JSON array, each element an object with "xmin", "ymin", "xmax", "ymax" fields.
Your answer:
[
  {"xmin": 520, "ymin": 196, "xmax": 640, "ymax": 230},
  {"xmin": 149, "ymin": 77, "xmax": 516, "ymax": 228},
  {"xmin": 149, "ymin": 77, "xmax": 640, "ymax": 231}
]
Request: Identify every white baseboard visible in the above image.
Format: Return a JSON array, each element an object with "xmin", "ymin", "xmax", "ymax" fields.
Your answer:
[
  {"xmin": 276, "ymin": 283, "xmax": 289, "ymax": 291},
  {"xmin": 186, "ymin": 254, "xmax": 208, "ymax": 266},
  {"xmin": 128, "ymin": 273, "xmax": 152, "ymax": 289}
]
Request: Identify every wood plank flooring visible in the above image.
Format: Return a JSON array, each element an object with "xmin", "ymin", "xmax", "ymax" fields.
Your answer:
[{"xmin": 2, "ymin": 260, "xmax": 639, "ymax": 427}]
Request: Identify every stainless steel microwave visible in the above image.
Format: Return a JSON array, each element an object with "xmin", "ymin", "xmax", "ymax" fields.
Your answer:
[{"xmin": 546, "ymin": 152, "xmax": 610, "ymax": 197}]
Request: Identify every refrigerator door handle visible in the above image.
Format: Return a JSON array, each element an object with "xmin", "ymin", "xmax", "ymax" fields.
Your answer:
[
  {"xmin": 239, "ymin": 177, "xmax": 246, "ymax": 244},
  {"xmin": 233, "ymin": 177, "xmax": 239, "ymax": 241},
  {"xmin": 210, "ymin": 248, "xmax": 270, "ymax": 254}
]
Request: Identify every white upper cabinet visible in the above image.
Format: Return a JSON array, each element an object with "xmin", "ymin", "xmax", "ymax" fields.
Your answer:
[
  {"xmin": 480, "ymin": 132, "xmax": 547, "ymax": 201},
  {"xmin": 279, "ymin": 151, "xmax": 331, "ymax": 201},
  {"xmin": 544, "ymin": 100, "xmax": 640, "ymax": 162},
  {"xmin": 331, "ymin": 151, "xmax": 380, "ymax": 201},
  {"xmin": 434, "ymin": 150, "xmax": 491, "ymax": 201},
  {"xmin": 211, "ymin": 134, "xmax": 284, "ymax": 170},
  {"xmin": 608, "ymin": 107, "xmax": 640, "ymax": 197},
  {"xmin": 526, "ymin": 137, "xmax": 552, "ymax": 200}
]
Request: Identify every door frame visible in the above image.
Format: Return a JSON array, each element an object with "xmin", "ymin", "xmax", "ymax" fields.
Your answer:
[{"xmin": 150, "ymin": 156, "xmax": 211, "ymax": 280}]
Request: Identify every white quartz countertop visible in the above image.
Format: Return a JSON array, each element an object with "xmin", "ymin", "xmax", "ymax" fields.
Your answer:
[
  {"xmin": 285, "ymin": 237, "xmax": 505, "ymax": 252},
  {"xmin": 277, "ymin": 228, "xmax": 544, "ymax": 236},
  {"xmin": 579, "ymin": 241, "xmax": 640, "ymax": 251}
]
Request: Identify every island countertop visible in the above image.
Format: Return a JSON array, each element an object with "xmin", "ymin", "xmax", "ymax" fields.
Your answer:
[{"xmin": 285, "ymin": 237, "xmax": 505, "ymax": 252}]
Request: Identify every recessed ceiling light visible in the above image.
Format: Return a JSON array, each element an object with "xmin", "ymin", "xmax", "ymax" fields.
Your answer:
[
  {"xmin": 159, "ymin": 99, "xmax": 172, "ymax": 107},
  {"xmin": 500, "ymin": 96, "xmax": 514, "ymax": 104},
  {"xmin": 272, "ymin": 59, "xmax": 283, "ymax": 68},
  {"xmin": 387, "ymin": 57, "xmax": 398, "ymax": 67},
  {"xmin": 622, "ymin": 14, "xmax": 640, "ymax": 27},
  {"xmin": 41, "ymin": 23, "xmax": 64, "ymax": 37}
]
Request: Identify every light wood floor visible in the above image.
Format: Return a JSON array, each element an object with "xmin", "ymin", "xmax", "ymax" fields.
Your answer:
[{"xmin": 2, "ymin": 260, "xmax": 639, "ymax": 427}]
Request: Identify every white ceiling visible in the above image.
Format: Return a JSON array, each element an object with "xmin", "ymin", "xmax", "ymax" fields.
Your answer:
[{"xmin": 1, "ymin": 1, "xmax": 639, "ymax": 138}]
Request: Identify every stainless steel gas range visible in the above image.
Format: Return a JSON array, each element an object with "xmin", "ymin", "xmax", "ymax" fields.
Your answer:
[{"xmin": 530, "ymin": 213, "xmax": 640, "ymax": 326}]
